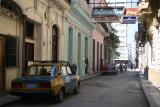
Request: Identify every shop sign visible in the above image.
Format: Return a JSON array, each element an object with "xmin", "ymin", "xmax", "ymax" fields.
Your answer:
[
  {"xmin": 92, "ymin": 7, "xmax": 125, "ymax": 17},
  {"xmin": 93, "ymin": 16, "xmax": 121, "ymax": 23},
  {"xmin": 124, "ymin": 8, "xmax": 140, "ymax": 16},
  {"xmin": 121, "ymin": 16, "xmax": 136, "ymax": 24}
]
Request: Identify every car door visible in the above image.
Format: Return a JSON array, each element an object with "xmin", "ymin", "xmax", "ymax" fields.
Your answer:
[
  {"xmin": 66, "ymin": 66, "xmax": 77, "ymax": 90},
  {"xmin": 61, "ymin": 66, "xmax": 72, "ymax": 92}
]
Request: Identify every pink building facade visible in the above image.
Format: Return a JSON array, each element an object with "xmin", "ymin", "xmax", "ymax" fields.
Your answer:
[{"xmin": 90, "ymin": 0, "xmax": 108, "ymax": 72}]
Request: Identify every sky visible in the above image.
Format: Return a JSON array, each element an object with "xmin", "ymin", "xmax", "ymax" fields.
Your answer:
[{"xmin": 106, "ymin": 0, "xmax": 139, "ymax": 61}]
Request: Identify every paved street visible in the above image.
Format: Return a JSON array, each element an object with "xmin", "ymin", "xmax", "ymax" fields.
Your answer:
[{"xmin": 6, "ymin": 71, "xmax": 149, "ymax": 107}]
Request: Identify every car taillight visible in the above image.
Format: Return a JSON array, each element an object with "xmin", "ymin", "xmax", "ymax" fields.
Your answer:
[
  {"xmin": 12, "ymin": 83, "xmax": 23, "ymax": 88},
  {"xmin": 39, "ymin": 82, "xmax": 50, "ymax": 88}
]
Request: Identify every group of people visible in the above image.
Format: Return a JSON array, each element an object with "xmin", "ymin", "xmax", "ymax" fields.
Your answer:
[
  {"xmin": 118, "ymin": 63, "xmax": 135, "ymax": 72},
  {"xmin": 119, "ymin": 63, "xmax": 127, "ymax": 73}
]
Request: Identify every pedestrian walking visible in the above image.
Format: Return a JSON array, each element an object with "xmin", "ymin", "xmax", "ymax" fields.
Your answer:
[
  {"xmin": 131, "ymin": 63, "xmax": 133, "ymax": 71},
  {"xmin": 119, "ymin": 63, "xmax": 123, "ymax": 73},
  {"xmin": 124, "ymin": 64, "xmax": 127, "ymax": 72}
]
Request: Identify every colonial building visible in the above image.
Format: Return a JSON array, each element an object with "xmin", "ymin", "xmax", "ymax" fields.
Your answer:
[
  {"xmin": 138, "ymin": 0, "xmax": 160, "ymax": 87},
  {"xmin": 0, "ymin": 0, "xmax": 109, "ymax": 92},
  {"xmin": 64, "ymin": 0, "xmax": 108, "ymax": 76},
  {"xmin": 90, "ymin": 0, "xmax": 109, "ymax": 72},
  {"xmin": 0, "ymin": 0, "xmax": 24, "ymax": 91},
  {"xmin": 0, "ymin": 0, "xmax": 70, "ymax": 91}
]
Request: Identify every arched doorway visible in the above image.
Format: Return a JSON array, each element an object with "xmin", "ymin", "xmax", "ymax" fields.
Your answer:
[{"xmin": 52, "ymin": 25, "xmax": 59, "ymax": 62}]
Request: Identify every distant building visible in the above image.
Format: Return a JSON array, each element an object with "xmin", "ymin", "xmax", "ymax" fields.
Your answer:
[
  {"xmin": 107, "ymin": 0, "xmax": 129, "ymax": 64},
  {"xmin": 112, "ymin": 23, "xmax": 129, "ymax": 64}
]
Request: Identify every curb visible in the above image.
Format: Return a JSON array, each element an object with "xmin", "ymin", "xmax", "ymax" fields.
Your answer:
[
  {"xmin": 80, "ymin": 72, "xmax": 101, "ymax": 81},
  {"xmin": 139, "ymin": 72, "xmax": 158, "ymax": 107}
]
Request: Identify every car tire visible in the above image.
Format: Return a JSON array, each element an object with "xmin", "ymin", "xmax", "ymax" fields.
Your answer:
[
  {"xmin": 73, "ymin": 84, "xmax": 80, "ymax": 94},
  {"xmin": 56, "ymin": 88, "xmax": 64, "ymax": 103}
]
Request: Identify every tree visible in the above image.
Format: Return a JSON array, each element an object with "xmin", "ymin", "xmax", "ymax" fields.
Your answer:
[{"xmin": 109, "ymin": 26, "xmax": 120, "ymax": 58}]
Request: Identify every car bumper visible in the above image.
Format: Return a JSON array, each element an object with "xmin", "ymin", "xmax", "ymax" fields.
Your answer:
[{"xmin": 11, "ymin": 90, "xmax": 55, "ymax": 96}]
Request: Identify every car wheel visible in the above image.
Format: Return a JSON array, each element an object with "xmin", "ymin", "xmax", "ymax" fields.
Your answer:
[
  {"xmin": 73, "ymin": 84, "xmax": 80, "ymax": 94},
  {"xmin": 57, "ymin": 88, "xmax": 64, "ymax": 103}
]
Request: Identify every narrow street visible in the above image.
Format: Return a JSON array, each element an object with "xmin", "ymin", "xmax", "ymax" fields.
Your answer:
[{"xmin": 7, "ymin": 71, "xmax": 149, "ymax": 107}]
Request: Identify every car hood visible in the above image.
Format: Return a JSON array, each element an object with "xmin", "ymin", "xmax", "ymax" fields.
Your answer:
[{"xmin": 12, "ymin": 76, "xmax": 54, "ymax": 83}]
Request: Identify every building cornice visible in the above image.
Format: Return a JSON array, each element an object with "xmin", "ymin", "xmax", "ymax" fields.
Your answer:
[{"xmin": 71, "ymin": 3, "xmax": 94, "ymax": 28}]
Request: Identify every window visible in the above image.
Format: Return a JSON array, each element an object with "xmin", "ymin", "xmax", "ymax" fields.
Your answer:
[
  {"xmin": 5, "ymin": 37, "xmax": 17, "ymax": 67},
  {"xmin": 66, "ymin": 66, "xmax": 72, "ymax": 75},
  {"xmin": 61, "ymin": 66, "xmax": 67, "ymax": 76},
  {"xmin": 25, "ymin": 42, "xmax": 34, "ymax": 61},
  {"xmin": 50, "ymin": 66, "xmax": 58, "ymax": 76},
  {"xmin": 26, "ymin": 21, "xmax": 34, "ymax": 38},
  {"xmin": 118, "ymin": 30, "xmax": 125, "ymax": 33}
]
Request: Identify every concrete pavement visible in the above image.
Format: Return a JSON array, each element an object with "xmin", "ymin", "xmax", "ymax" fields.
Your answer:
[
  {"xmin": 1, "ymin": 72, "xmax": 160, "ymax": 107},
  {"xmin": 0, "ymin": 72, "xmax": 101, "ymax": 106}
]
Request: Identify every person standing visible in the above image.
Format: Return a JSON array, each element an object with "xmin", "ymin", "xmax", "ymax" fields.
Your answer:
[
  {"xmin": 85, "ymin": 58, "xmax": 89, "ymax": 74},
  {"xmin": 119, "ymin": 63, "xmax": 123, "ymax": 73},
  {"xmin": 131, "ymin": 63, "xmax": 133, "ymax": 71},
  {"xmin": 124, "ymin": 64, "xmax": 127, "ymax": 72}
]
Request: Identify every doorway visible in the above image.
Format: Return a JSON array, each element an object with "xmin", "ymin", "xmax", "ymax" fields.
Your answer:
[
  {"xmin": 52, "ymin": 25, "xmax": 59, "ymax": 62},
  {"xmin": 0, "ymin": 36, "xmax": 5, "ymax": 90}
]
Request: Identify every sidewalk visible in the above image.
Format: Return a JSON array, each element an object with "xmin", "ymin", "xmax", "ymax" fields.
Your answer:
[
  {"xmin": 0, "ymin": 94, "xmax": 20, "ymax": 106},
  {"xmin": 0, "ymin": 72, "xmax": 101, "ymax": 106},
  {"xmin": 80, "ymin": 72, "xmax": 101, "ymax": 81},
  {"xmin": 139, "ymin": 72, "xmax": 160, "ymax": 107}
]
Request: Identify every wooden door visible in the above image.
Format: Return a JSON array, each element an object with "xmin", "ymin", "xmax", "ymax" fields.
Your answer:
[
  {"xmin": 0, "ymin": 37, "xmax": 5, "ymax": 90},
  {"xmin": 52, "ymin": 25, "xmax": 58, "ymax": 62}
]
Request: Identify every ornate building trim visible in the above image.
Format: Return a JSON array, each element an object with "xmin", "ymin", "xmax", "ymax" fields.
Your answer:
[{"xmin": 0, "ymin": 0, "xmax": 23, "ymax": 22}]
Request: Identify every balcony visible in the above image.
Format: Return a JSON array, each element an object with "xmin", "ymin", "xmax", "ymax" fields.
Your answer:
[
  {"xmin": 137, "ymin": 2, "xmax": 152, "ymax": 22},
  {"xmin": 148, "ymin": 0, "xmax": 160, "ymax": 11}
]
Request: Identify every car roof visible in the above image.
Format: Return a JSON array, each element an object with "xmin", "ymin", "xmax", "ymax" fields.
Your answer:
[{"xmin": 29, "ymin": 60, "xmax": 70, "ymax": 67}]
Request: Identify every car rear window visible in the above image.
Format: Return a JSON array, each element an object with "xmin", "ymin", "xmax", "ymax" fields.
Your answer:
[{"xmin": 27, "ymin": 65, "xmax": 58, "ymax": 76}]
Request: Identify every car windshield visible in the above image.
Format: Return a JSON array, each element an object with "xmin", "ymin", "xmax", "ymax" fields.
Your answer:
[{"xmin": 27, "ymin": 65, "xmax": 58, "ymax": 76}]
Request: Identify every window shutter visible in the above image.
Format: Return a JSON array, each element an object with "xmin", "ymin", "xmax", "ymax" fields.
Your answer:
[{"xmin": 6, "ymin": 37, "xmax": 17, "ymax": 67}]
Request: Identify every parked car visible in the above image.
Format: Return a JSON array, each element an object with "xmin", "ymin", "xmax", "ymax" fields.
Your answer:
[
  {"xmin": 101, "ymin": 63, "xmax": 117, "ymax": 75},
  {"xmin": 11, "ymin": 61, "xmax": 80, "ymax": 102}
]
